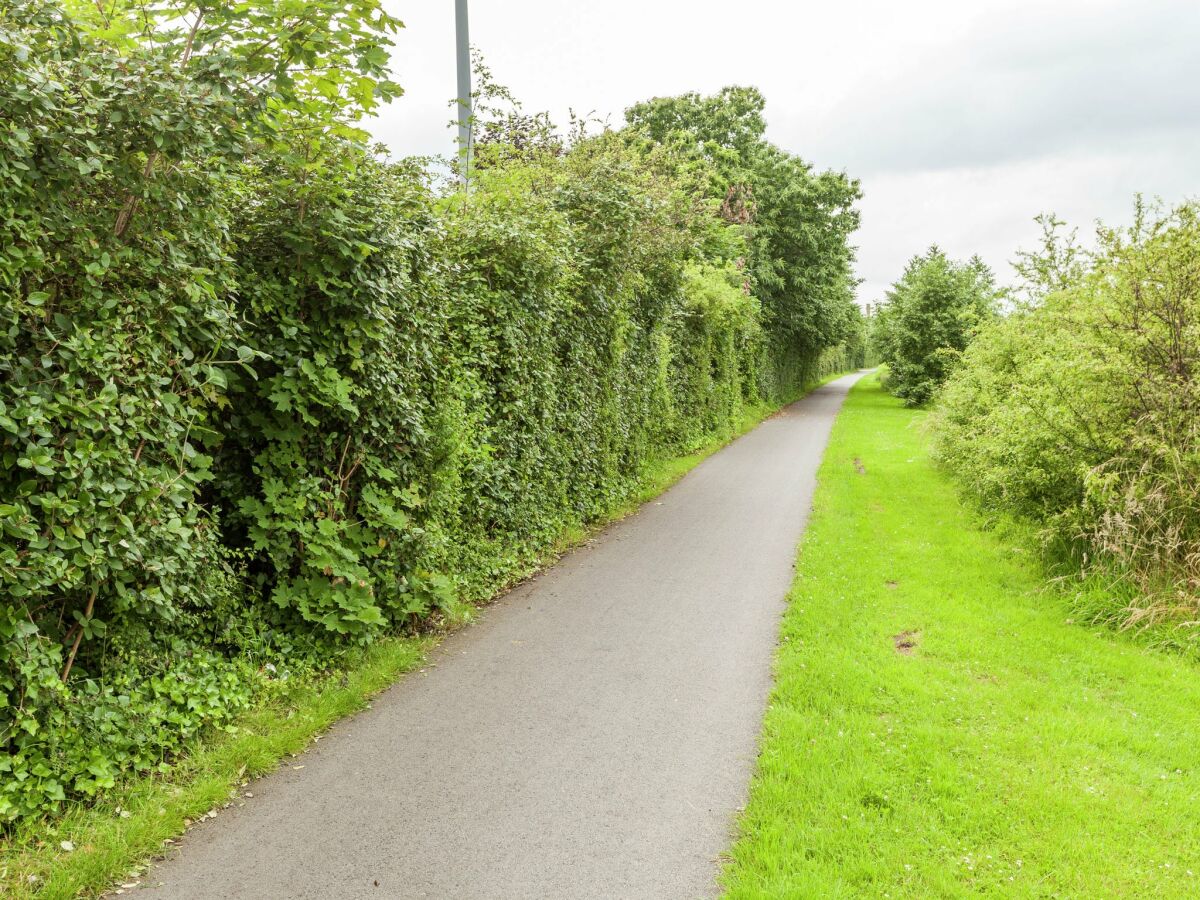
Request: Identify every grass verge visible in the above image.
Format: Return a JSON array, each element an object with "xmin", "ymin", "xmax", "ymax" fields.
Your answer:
[
  {"xmin": 1, "ymin": 372, "xmax": 851, "ymax": 899},
  {"xmin": 721, "ymin": 374, "xmax": 1200, "ymax": 898},
  {"xmin": 1, "ymin": 639, "xmax": 428, "ymax": 899}
]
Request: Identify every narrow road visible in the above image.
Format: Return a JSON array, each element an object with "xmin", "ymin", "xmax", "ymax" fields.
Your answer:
[{"xmin": 137, "ymin": 372, "xmax": 864, "ymax": 900}]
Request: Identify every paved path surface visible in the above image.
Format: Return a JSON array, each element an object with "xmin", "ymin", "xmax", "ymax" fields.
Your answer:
[{"xmin": 136, "ymin": 372, "xmax": 864, "ymax": 900}]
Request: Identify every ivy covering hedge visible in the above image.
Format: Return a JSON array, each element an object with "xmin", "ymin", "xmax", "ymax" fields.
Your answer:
[{"xmin": 0, "ymin": 2, "xmax": 863, "ymax": 823}]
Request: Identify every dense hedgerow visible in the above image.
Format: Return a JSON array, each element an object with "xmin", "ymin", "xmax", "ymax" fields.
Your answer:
[
  {"xmin": 0, "ymin": 0, "xmax": 407, "ymax": 822},
  {"xmin": 0, "ymin": 3, "xmax": 258, "ymax": 821},
  {"xmin": 932, "ymin": 202, "xmax": 1200, "ymax": 629},
  {"xmin": 0, "ymin": 3, "xmax": 863, "ymax": 823}
]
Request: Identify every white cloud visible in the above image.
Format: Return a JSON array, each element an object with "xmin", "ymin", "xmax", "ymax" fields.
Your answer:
[{"xmin": 855, "ymin": 141, "xmax": 1200, "ymax": 304}]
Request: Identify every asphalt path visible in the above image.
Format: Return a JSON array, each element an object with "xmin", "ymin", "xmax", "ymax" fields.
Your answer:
[{"xmin": 136, "ymin": 371, "xmax": 865, "ymax": 899}]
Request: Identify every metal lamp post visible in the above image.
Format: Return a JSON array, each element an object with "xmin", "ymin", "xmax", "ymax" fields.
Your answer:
[{"xmin": 455, "ymin": 0, "xmax": 472, "ymax": 186}]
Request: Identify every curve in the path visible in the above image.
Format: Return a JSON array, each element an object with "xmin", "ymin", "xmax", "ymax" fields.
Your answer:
[{"xmin": 135, "ymin": 371, "xmax": 865, "ymax": 900}]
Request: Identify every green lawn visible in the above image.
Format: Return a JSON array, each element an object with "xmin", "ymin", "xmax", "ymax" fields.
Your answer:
[{"xmin": 722, "ymin": 375, "xmax": 1200, "ymax": 898}]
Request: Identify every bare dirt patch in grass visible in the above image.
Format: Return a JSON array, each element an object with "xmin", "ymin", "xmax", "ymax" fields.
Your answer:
[{"xmin": 893, "ymin": 630, "xmax": 920, "ymax": 654}]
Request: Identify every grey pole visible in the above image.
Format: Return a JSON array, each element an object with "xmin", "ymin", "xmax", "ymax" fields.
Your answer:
[{"xmin": 455, "ymin": 0, "xmax": 472, "ymax": 185}]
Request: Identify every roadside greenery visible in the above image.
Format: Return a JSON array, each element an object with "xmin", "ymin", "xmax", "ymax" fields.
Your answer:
[
  {"xmin": 723, "ymin": 376, "xmax": 1200, "ymax": 898},
  {"xmin": 870, "ymin": 247, "xmax": 999, "ymax": 405},
  {"xmin": 932, "ymin": 202, "xmax": 1200, "ymax": 634},
  {"xmin": 625, "ymin": 87, "xmax": 862, "ymax": 372},
  {"xmin": 0, "ymin": 0, "xmax": 402, "ymax": 825},
  {"xmin": 0, "ymin": 3, "xmax": 863, "ymax": 825},
  {"xmin": 0, "ymin": 369, "xmax": 850, "ymax": 900}
]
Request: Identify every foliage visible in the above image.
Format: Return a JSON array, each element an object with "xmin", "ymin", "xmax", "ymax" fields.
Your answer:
[
  {"xmin": 62, "ymin": 0, "xmax": 402, "ymax": 134},
  {"xmin": 1010, "ymin": 213, "xmax": 1088, "ymax": 308},
  {"xmin": 625, "ymin": 87, "xmax": 864, "ymax": 363},
  {"xmin": 871, "ymin": 247, "xmax": 999, "ymax": 405},
  {"xmin": 0, "ymin": 13, "xmax": 862, "ymax": 826},
  {"xmin": 748, "ymin": 146, "xmax": 861, "ymax": 355},
  {"xmin": 1, "ymin": 2, "xmax": 242, "ymax": 823},
  {"xmin": 671, "ymin": 263, "xmax": 765, "ymax": 444},
  {"xmin": 0, "ymin": 0, "xmax": 401, "ymax": 823},
  {"xmin": 625, "ymin": 86, "xmax": 767, "ymax": 165},
  {"xmin": 932, "ymin": 201, "xmax": 1200, "ymax": 628},
  {"xmin": 463, "ymin": 49, "xmax": 564, "ymax": 168},
  {"xmin": 215, "ymin": 148, "xmax": 453, "ymax": 642},
  {"xmin": 419, "ymin": 132, "xmax": 759, "ymax": 594}
]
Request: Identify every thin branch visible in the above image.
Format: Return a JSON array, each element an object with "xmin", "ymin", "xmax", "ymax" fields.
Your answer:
[
  {"xmin": 60, "ymin": 584, "xmax": 99, "ymax": 683},
  {"xmin": 113, "ymin": 10, "xmax": 203, "ymax": 238}
]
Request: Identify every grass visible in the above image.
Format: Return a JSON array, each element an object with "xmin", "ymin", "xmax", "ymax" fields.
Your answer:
[
  {"xmin": 1, "ymin": 639, "xmax": 428, "ymax": 899},
  {"xmin": 721, "ymin": 374, "xmax": 1200, "ymax": 898},
  {"xmin": 1, "ymin": 370, "xmax": 851, "ymax": 899}
]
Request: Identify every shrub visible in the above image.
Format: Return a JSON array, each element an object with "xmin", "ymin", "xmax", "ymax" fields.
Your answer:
[
  {"xmin": 214, "ymin": 148, "xmax": 452, "ymax": 642},
  {"xmin": 932, "ymin": 202, "xmax": 1200, "ymax": 627},
  {"xmin": 670, "ymin": 263, "xmax": 764, "ymax": 444},
  {"xmin": 0, "ymin": 4, "xmax": 248, "ymax": 821},
  {"xmin": 0, "ymin": 0, "xmax": 402, "ymax": 822},
  {"xmin": 411, "ymin": 134, "xmax": 770, "ymax": 597}
]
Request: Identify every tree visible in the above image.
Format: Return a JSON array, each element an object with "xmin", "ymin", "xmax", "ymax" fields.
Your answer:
[
  {"xmin": 624, "ymin": 87, "xmax": 862, "ymax": 365},
  {"xmin": 872, "ymin": 247, "xmax": 998, "ymax": 406},
  {"xmin": 748, "ymin": 145, "xmax": 860, "ymax": 355},
  {"xmin": 625, "ymin": 86, "xmax": 767, "ymax": 163}
]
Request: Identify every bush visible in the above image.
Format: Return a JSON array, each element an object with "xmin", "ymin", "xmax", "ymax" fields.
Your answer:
[
  {"xmin": 0, "ymin": 4, "xmax": 253, "ymax": 822},
  {"xmin": 213, "ymin": 149, "xmax": 452, "ymax": 642},
  {"xmin": 932, "ymin": 202, "xmax": 1200, "ymax": 627},
  {"xmin": 0, "ymin": 0, "xmax": 403, "ymax": 823},
  {"xmin": 871, "ymin": 247, "xmax": 999, "ymax": 405}
]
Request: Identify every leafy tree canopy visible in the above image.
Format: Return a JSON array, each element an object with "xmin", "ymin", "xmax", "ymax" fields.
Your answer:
[
  {"xmin": 625, "ymin": 86, "xmax": 862, "ymax": 355},
  {"xmin": 872, "ymin": 247, "xmax": 999, "ymax": 406}
]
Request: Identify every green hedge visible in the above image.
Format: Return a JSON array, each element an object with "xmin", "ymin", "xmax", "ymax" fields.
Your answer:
[
  {"xmin": 932, "ymin": 202, "xmax": 1200, "ymax": 630},
  {"xmin": 1, "ymin": 4, "xmax": 252, "ymax": 821},
  {"xmin": 0, "ymin": 6, "xmax": 862, "ymax": 824}
]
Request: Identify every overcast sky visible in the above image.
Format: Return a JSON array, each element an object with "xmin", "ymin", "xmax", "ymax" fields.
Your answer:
[{"xmin": 369, "ymin": 0, "xmax": 1199, "ymax": 305}]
